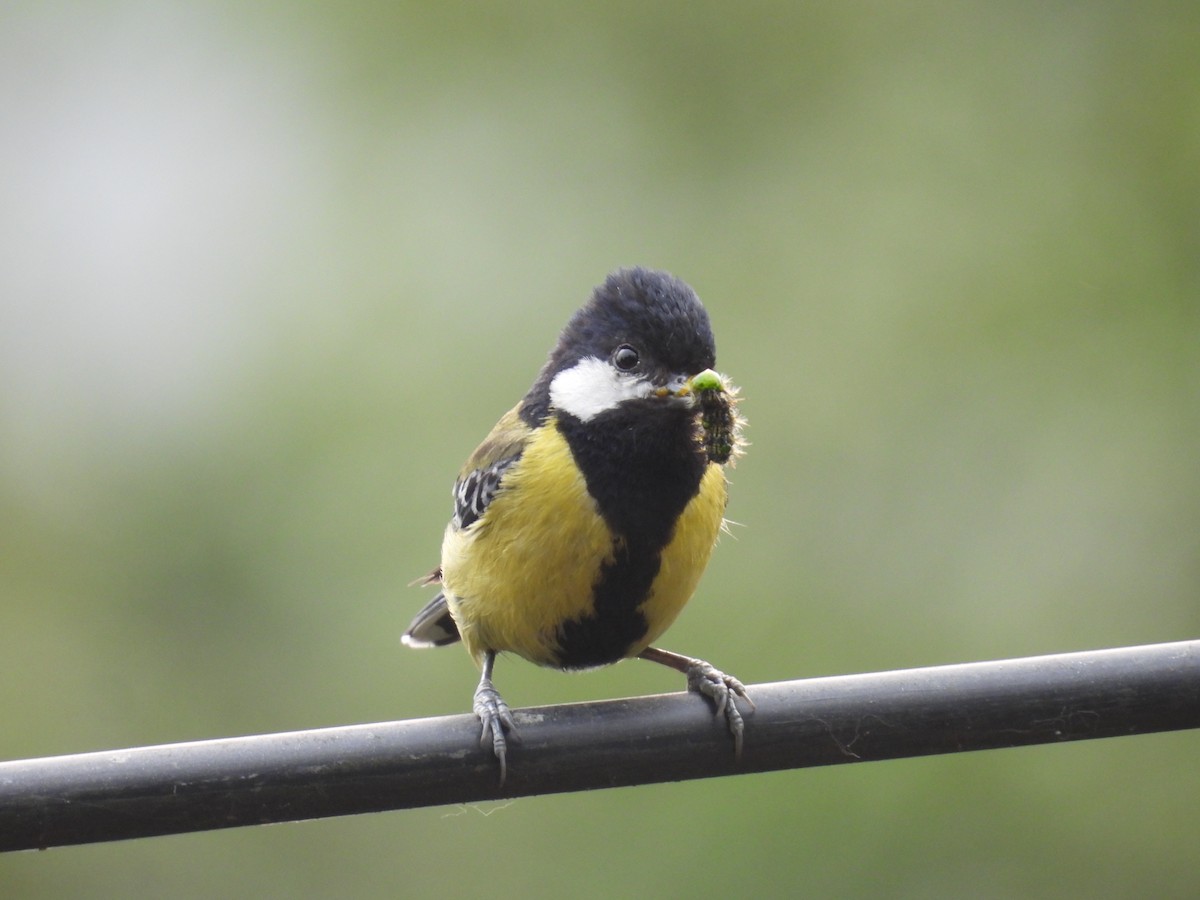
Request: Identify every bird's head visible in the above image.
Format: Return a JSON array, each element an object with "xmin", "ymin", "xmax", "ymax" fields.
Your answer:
[{"xmin": 522, "ymin": 267, "xmax": 720, "ymax": 425}]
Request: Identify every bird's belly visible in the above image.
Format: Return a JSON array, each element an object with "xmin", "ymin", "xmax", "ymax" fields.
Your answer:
[{"xmin": 441, "ymin": 424, "xmax": 727, "ymax": 669}]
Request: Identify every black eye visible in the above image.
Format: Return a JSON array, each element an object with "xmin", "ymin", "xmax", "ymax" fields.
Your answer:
[{"xmin": 612, "ymin": 344, "xmax": 640, "ymax": 371}]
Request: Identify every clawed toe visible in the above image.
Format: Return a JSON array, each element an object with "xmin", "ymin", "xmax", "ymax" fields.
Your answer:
[
  {"xmin": 638, "ymin": 646, "xmax": 752, "ymax": 757},
  {"xmin": 684, "ymin": 660, "xmax": 753, "ymax": 756},
  {"xmin": 473, "ymin": 680, "xmax": 517, "ymax": 783}
]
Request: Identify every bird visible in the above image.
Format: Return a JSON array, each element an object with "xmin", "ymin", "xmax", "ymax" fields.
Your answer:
[{"xmin": 402, "ymin": 266, "xmax": 749, "ymax": 782}]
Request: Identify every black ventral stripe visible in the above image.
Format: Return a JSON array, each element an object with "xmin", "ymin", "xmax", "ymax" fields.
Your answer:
[{"xmin": 551, "ymin": 402, "xmax": 707, "ymax": 669}]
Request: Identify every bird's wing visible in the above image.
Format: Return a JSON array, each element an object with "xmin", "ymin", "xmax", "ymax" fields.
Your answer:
[
  {"xmin": 405, "ymin": 406, "xmax": 532, "ymax": 649},
  {"xmin": 451, "ymin": 404, "xmax": 533, "ymax": 531}
]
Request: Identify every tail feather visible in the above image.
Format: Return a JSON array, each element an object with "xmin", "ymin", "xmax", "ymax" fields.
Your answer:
[{"xmin": 401, "ymin": 592, "xmax": 461, "ymax": 648}]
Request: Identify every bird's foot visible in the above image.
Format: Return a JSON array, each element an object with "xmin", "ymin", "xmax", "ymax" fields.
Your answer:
[
  {"xmin": 639, "ymin": 646, "xmax": 754, "ymax": 756},
  {"xmin": 473, "ymin": 678, "xmax": 518, "ymax": 784},
  {"xmin": 683, "ymin": 659, "xmax": 755, "ymax": 757}
]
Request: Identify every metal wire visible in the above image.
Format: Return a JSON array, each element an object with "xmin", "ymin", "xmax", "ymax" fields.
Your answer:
[{"xmin": 2, "ymin": 639, "xmax": 1198, "ymax": 852}]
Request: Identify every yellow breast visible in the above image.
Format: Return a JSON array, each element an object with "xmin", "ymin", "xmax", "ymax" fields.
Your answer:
[{"xmin": 440, "ymin": 423, "xmax": 613, "ymax": 666}]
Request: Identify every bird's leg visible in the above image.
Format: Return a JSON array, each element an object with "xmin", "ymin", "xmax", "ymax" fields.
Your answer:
[
  {"xmin": 473, "ymin": 649, "xmax": 518, "ymax": 783},
  {"xmin": 639, "ymin": 646, "xmax": 754, "ymax": 756}
]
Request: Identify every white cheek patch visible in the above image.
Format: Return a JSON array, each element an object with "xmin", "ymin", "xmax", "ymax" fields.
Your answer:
[{"xmin": 549, "ymin": 357, "xmax": 652, "ymax": 422}]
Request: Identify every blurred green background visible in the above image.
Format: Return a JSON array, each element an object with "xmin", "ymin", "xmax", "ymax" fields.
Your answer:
[{"xmin": 2, "ymin": 2, "xmax": 1198, "ymax": 897}]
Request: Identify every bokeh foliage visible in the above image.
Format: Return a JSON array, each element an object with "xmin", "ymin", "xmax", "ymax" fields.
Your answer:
[{"xmin": 2, "ymin": 2, "xmax": 1197, "ymax": 897}]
